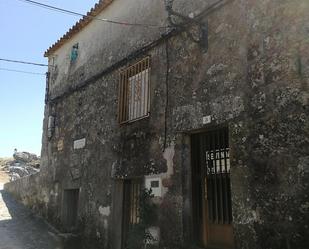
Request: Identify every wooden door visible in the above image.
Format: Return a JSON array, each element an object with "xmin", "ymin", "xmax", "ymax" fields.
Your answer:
[
  {"xmin": 192, "ymin": 128, "xmax": 234, "ymax": 249},
  {"xmin": 62, "ymin": 189, "xmax": 79, "ymax": 231},
  {"xmin": 121, "ymin": 179, "xmax": 142, "ymax": 249}
]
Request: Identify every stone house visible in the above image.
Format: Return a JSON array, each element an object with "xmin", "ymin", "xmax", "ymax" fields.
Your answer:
[{"xmin": 5, "ymin": 0, "xmax": 309, "ymax": 249}]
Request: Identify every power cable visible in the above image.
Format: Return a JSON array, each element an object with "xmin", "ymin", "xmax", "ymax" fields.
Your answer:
[
  {"xmin": 46, "ymin": 1, "xmax": 233, "ymax": 103},
  {"xmin": 0, "ymin": 58, "xmax": 48, "ymax": 67},
  {"xmin": 163, "ymin": 39, "xmax": 170, "ymax": 150},
  {"xmin": 0, "ymin": 67, "xmax": 46, "ymax": 75},
  {"xmin": 16, "ymin": 0, "xmax": 170, "ymax": 28}
]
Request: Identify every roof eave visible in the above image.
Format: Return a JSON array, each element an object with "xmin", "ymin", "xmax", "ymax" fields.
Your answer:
[{"xmin": 44, "ymin": 0, "xmax": 113, "ymax": 57}]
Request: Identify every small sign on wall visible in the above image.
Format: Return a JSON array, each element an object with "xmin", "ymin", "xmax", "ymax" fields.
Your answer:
[
  {"xmin": 202, "ymin": 115, "xmax": 212, "ymax": 124},
  {"xmin": 70, "ymin": 167, "xmax": 81, "ymax": 180},
  {"xmin": 145, "ymin": 176, "xmax": 162, "ymax": 197},
  {"xmin": 74, "ymin": 138, "xmax": 86, "ymax": 149}
]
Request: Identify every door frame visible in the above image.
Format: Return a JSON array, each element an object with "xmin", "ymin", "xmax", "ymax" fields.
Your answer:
[
  {"xmin": 188, "ymin": 126, "xmax": 234, "ymax": 249},
  {"xmin": 61, "ymin": 188, "xmax": 80, "ymax": 232}
]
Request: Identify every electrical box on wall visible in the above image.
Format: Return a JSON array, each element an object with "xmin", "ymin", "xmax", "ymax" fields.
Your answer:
[
  {"xmin": 48, "ymin": 116, "xmax": 55, "ymax": 138},
  {"xmin": 145, "ymin": 177, "xmax": 162, "ymax": 197}
]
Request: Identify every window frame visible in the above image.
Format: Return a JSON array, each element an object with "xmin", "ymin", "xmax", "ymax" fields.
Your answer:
[{"xmin": 118, "ymin": 57, "xmax": 151, "ymax": 124}]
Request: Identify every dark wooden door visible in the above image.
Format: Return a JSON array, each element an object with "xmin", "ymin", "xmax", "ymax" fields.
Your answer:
[
  {"xmin": 192, "ymin": 128, "xmax": 234, "ymax": 249},
  {"xmin": 121, "ymin": 180, "xmax": 142, "ymax": 249},
  {"xmin": 62, "ymin": 189, "xmax": 79, "ymax": 231}
]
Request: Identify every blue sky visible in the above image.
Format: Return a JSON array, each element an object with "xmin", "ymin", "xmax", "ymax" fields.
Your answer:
[{"xmin": 0, "ymin": 0, "xmax": 98, "ymax": 157}]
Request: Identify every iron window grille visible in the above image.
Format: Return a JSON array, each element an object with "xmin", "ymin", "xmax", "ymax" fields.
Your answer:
[{"xmin": 118, "ymin": 57, "xmax": 150, "ymax": 124}]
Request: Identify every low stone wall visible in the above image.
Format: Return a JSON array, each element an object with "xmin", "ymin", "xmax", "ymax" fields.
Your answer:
[{"xmin": 4, "ymin": 173, "xmax": 42, "ymax": 211}]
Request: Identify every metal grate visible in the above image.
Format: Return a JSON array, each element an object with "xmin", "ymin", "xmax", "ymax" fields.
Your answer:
[
  {"xmin": 122, "ymin": 180, "xmax": 142, "ymax": 249},
  {"xmin": 202, "ymin": 128, "xmax": 232, "ymax": 224},
  {"xmin": 129, "ymin": 180, "xmax": 141, "ymax": 225},
  {"xmin": 118, "ymin": 57, "xmax": 150, "ymax": 124}
]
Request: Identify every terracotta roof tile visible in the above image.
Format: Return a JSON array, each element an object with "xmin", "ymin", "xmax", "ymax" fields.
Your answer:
[{"xmin": 44, "ymin": 0, "xmax": 113, "ymax": 57}]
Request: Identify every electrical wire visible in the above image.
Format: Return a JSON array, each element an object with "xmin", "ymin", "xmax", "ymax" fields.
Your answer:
[
  {"xmin": 0, "ymin": 67, "xmax": 46, "ymax": 75},
  {"xmin": 16, "ymin": 0, "xmax": 170, "ymax": 28},
  {"xmin": 0, "ymin": 58, "xmax": 48, "ymax": 67},
  {"xmin": 163, "ymin": 39, "xmax": 170, "ymax": 150}
]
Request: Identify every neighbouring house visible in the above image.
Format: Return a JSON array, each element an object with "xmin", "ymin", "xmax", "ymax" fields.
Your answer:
[{"xmin": 5, "ymin": 0, "xmax": 309, "ymax": 249}]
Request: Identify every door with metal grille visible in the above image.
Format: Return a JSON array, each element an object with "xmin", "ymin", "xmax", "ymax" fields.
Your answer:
[
  {"xmin": 191, "ymin": 128, "xmax": 234, "ymax": 249},
  {"xmin": 122, "ymin": 179, "xmax": 141, "ymax": 249}
]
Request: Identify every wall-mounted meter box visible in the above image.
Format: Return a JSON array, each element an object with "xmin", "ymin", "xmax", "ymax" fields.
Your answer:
[{"xmin": 145, "ymin": 176, "xmax": 162, "ymax": 197}]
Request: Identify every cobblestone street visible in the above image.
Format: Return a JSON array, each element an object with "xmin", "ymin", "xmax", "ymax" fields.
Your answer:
[{"xmin": 0, "ymin": 184, "xmax": 61, "ymax": 249}]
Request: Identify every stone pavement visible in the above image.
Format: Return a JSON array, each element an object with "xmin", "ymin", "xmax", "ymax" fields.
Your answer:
[{"xmin": 0, "ymin": 184, "xmax": 62, "ymax": 249}]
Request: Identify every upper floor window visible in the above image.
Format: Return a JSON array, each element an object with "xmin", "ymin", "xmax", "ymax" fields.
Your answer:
[{"xmin": 118, "ymin": 57, "xmax": 150, "ymax": 124}]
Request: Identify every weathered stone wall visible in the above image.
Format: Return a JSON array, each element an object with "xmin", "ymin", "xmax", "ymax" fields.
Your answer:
[
  {"xmin": 231, "ymin": 1, "xmax": 309, "ymax": 248},
  {"xmin": 4, "ymin": 174, "xmax": 47, "ymax": 215},
  {"xmin": 47, "ymin": 0, "xmax": 210, "ymax": 98},
  {"xmin": 6, "ymin": 0, "xmax": 309, "ymax": 249}
]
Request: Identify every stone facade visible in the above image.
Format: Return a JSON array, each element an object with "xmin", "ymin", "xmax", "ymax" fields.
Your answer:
[{"xmin": 5, "ymin": 0, "xmax": 309, "ymax": 249}]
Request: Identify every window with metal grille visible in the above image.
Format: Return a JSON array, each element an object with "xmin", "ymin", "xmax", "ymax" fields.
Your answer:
[{"xmin": 118, "ymin": 57, "xmax": 150, "ymax": 124}]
